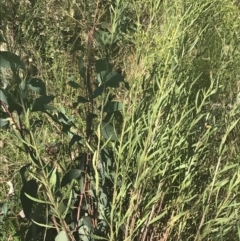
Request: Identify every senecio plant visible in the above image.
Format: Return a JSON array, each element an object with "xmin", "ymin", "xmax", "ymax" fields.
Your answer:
[{"xmin": 0, "ymin": 37, "xmax": 127, "ymax": 240}]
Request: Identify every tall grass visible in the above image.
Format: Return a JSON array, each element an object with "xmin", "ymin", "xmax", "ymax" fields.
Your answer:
[{"xmin": 107, "ymin": 0, "xmax": 240, "ymax": 240}]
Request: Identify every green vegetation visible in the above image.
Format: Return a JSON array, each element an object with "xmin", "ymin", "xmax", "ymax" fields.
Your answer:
[{"xmin": 1, "ymin": 0, "xmax": 240, "ymax": 240}]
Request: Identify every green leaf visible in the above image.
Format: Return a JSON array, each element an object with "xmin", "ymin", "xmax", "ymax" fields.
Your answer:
[
  {"xmin": 78, "ymin": 221, "xmax": 91, "ymax": 240},
  {"xmin": 95, "ymin": 59, "xmax": 108, "ymax": 73},
  {"xmin": 32, "ymin": 203, "xmax": 46, "ymax": 223},
  {"xmin": 77, "ymin": 217, "xmax": 93, "ymax": 239},
  {"xmin": 27, "ymin": 78, "xmax": 46, "ymax": 95},
  {"xmin": 0, "ymin": 89, "xmax": 8, "ymax": 105},
  {"xmin": 32, "ymin": 95, "xmax": 55, "ymax": 112},
  {"xmin": 77, "ymin": 96, "xmax": 89, "ymax": 103},
  {"xmin": 97, "ymin": 71, "xmax": 124, "ymax": 87},
  {"xmin": 55, "ymin": 230, "xmax": 69, "ymax": 241},
  {"xmin": 102, "ymin": 101, "xmax": 124, "ymax": 112},
  {"xmin": 90, "ymin": 234, "xmax": 108, "ymax": 240},
  {"xmin": 32, "ymin": 219, "xmax": 55, "ymax": 228},
  {"xmin": 35, "ymin": 95, "xmax": 54, "ymax": 105},
  {"xmin": 50, "ymin": 167, "xmax": 57, "ymax": 188},
  {"xmin": 68, "ymin": 80, "xmax": 81, "ymax": 89},
  {"xmin": 20, "ymin": 179, "xmax": 38, "ymax": 220},
  {"xmin": 19, "ymin": 81, "xmax": 28, "ymax": 99},
  {"xmin": 0, "ymin": 51, "xmax": 25, "ymax": 69},
  {"xmin": 101, "ymin": 122, "xmax": 118, "ymax": 141},
  {"xmin": 58, "ymin": 112, "xmax": 72, "ymax": 125},
  {"xmin": 105, "ymin": 72, "xmax": 124, "ymax": 88},
  {"xmin": 97, "ymin": 71, "xmax": 107, "ymax": 84},
  {"xmin": 101, "ymin": 149, "xmax": 112, "ymax": 167},
  {"xmin": 100, "ymin": 192, "xmax": 108, "ymax": 207},
  {"xmin": 61, "ymin": 169, "xmax": 81, "ymax": 187},
  {"xmin": 24, "ymin": 193, "xmax": 51, "ymax": 205},
  {"xmin": 92, "ymin": 85, "xmax": 105, "ymax": 99},
  {"xmin": 59, "ymin": 202, "xmax": 67, "ymax": 216}
]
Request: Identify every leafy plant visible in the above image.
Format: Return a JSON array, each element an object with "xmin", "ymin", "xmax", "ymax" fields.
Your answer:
[{"xmin": 0, "ymin": 29, "xmax": 128, "ymax": 240}]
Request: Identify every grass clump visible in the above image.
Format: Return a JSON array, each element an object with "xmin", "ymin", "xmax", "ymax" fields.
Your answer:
[{"xmin": 1, "ymin": 0, "xmax": 240, "ymax": 241}]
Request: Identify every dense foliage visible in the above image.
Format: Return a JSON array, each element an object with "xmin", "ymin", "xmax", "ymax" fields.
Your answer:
[{"xmin": 1, "ymin": 0, "xmax": 240, "ymax": 241}]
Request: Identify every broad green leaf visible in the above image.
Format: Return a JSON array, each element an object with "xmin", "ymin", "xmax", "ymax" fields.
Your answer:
[
  {"xmin": 77, "ymin": 217, "xmax": 93, "ymax": 239},
  {"xmin": 34, "ymin": 95, "xmax": 54, "ymax": 105},
  {"xmin": 32, "ymin": 95, "xmax": 55, "ymax": 112},
  {"xmin": 81, "ymin": 216, "xmax": 93, "ymax": 230},
  {"xmin": 0, "ymin": 51, "xmax": 25, "ymax": 69},
  {"xmin": 97, "ymin": 71, "xmax": 107, "ymax": 84},
  {"xmin": 102, "ymin": 101, "xmax": 124, "ymax": 112},
  {"xmin": 97, "ymin": 71, "xmax": 124, "ymax": 87},
  {"xmin": 61, "ymin": 169, "xmax": 81, "ymax": 187},
  {"xmin": 0, "ymin": 89, "xmax": 8, "ymax": 105},
  {"xmin": 105, "ymin": 72, "xmax": 124, "ymax": 88},
  {"xmin": 101, "ymin": 122, "xmax": 118, "ymax": 141},
  {"xmin": 95, "ymin": 59, "xmax": 108, "ymax": 73},
  {"xmin": 32, "ymin": 203, "xmax": 46, "ymax": 223},
  {"xmin": 68, "ymin": 80, "xmax": 81, "ymax": 89},
  {"xmin": 92, "ymin": 85, "xmax": 105, "ymax": 99},
  {"xmin": 20, "ymin": 179, "xmax": 38, "ymax": 220},
  {"xmin": 55, "ymin": 230, "xmax": 69, "ymax": 241},
  {"xmin": 77, "ymin": 96, "xmax": 89, "ymax": 103},
  {"xmin": 27, "ymin": 78, "xmax": 46, "ymax": 95}
]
